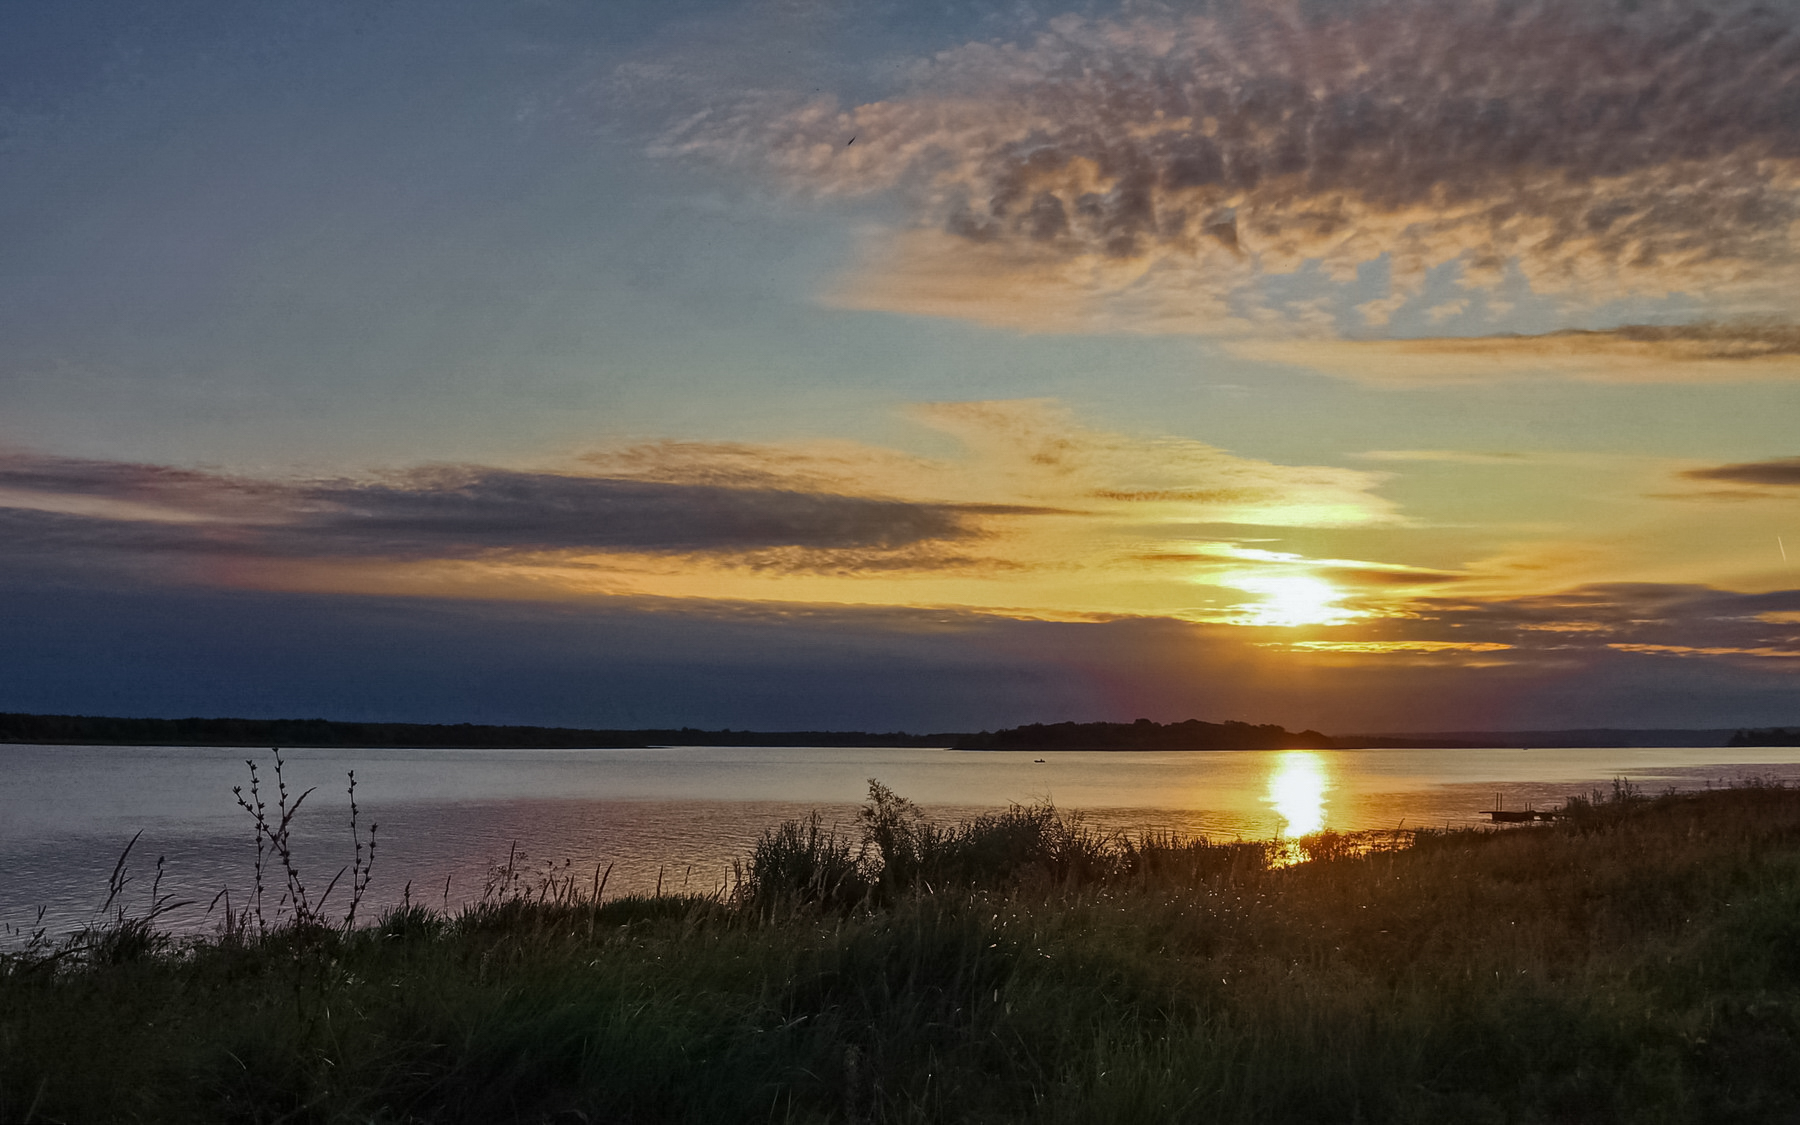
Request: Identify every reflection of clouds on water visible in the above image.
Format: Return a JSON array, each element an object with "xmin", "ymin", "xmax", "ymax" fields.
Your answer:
[{"xmin": 1266, "ymin": 751, "xmax": 1331, "ymax": 837}]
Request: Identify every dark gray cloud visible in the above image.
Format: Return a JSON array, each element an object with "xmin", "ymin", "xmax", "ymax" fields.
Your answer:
[
  {"xmin": 1682, "ymin": 456, "xmax": 1800, "ymax": 487},
  {"xmin": 0, "ymin": 450, "xmax": 283, "ymax": 513},
  {"xmin": 0, "ymin": 452, "xmax": 1029, "ymax": 567},
  {"xmin": 295, "ymin": 468, "xmax": 997, "ymax": 556},
  {"xmin": 1342, "ymin": 582, "xmax": 1800, "ymax": 659}
]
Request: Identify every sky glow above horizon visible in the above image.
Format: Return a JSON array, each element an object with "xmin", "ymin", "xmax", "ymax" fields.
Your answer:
[{"xmin": 3, "ymin": 0, "xmax": 1799, "ymax": 733}]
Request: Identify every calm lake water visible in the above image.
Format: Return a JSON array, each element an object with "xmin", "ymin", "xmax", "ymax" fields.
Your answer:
[{"xmin": 5, "ymin": 742, "xmax": 1800, "ymax": 940}]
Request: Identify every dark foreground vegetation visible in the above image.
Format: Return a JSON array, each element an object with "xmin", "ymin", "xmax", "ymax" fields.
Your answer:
[
  {"xmin": 1732, "ymin": 727, "xmax": 1800, "ymax": 747},
  {"xmin": 6, "ymin": 780, "xmax": 1800, "ymax": 1123}
]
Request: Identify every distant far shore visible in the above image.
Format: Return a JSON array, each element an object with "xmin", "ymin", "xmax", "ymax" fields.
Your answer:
[
  {"xmin": 0, "ymin": 712, "xmax": 951, "ymax": 750},
  {"xmin": 2, "ymin": 711, "xmax": 1795, "ymax": 750}
]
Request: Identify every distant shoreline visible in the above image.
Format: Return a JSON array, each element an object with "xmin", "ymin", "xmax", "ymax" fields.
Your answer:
[
  {"xmin": 0, "ymin": 712, "xmax": 950, "ymax": 751},
  {"xmin": 1, "ymin": 710, "xmax": 1789, "ymax": 749}
]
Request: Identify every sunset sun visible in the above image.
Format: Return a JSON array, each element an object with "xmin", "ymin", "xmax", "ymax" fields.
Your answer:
[{"xmin": 1231, "ymin": 575, "xmax": 1358, "ymax": 628}]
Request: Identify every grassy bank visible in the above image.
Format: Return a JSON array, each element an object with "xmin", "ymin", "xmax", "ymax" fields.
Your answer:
[{"xmin": 5, "ymin": 781, "xmax": 1800, "ymax": 1123}]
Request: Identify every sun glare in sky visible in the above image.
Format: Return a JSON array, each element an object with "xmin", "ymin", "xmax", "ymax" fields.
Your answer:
[{"xmin": 1229, "ymin": 575, "xmax": 1358, "ymax": 628}]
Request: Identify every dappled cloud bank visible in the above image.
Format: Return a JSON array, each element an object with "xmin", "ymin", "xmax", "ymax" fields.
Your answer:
[{"xmin": 663, "ymin": 0, "xmax": 1800, "ymax": 377}]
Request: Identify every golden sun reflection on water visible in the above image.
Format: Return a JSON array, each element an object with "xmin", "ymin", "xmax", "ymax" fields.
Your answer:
[{"xmin": 1266, "ymin": 751, "xmax": 1331, "ymax": 838}]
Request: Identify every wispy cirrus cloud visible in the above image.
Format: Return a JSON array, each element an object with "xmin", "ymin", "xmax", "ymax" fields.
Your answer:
[
  {"xmin": 7, "ymin": 446, "xmax": 1799, "ymax": 683},
  {"xmin": 1355, "ymin": 449, "xmax": 1532, "ymax": 464},
  {"xmin": 0, "ymin": 401, "xmax": 1402, "ymax": 610},
  {"xmin": 1233, "ymin": 321, "xmax": 1800, "ymax": 384},
  {"xmin": 0, "ymin": 455, "xmax": 1006, "ymax": 565},
  {"xmin": 22, "ymin": 406, "xmax": 1773, "ymax": 641},
  {"xmin": 587, "ymin": 399, "xmax": 1397, "ymax": 529},
  {"xmin": 1277, "ymin": 582, "xmax": 1800, "ymax": 665},
  {"xmin": 664, "ymin": 1, "xmax": 1800, "ymax": 339}
]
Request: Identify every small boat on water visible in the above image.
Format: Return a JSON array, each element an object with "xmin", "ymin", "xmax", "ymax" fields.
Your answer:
[
  {"xmin": 1483, "ymin": 808, "xmax": 1537, "ymax": 823},
  {"xmin": 1479, "ymin": 793, "xmax": 1559, "ymax": 822}
]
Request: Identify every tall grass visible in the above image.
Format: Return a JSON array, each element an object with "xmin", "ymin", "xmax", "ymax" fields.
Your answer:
[
  {"xmin": 4, "ymin": 774, "xmax": 1800, "ymax": 1122},
  {"xmin": 743, "ymin": 780, "xmax": 1276, "ymax": 913}
]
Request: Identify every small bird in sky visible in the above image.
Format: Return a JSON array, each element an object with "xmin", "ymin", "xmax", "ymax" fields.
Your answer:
[{"xmin": 847, "ymin": 135, "xmax": 855, "ymax": 145}]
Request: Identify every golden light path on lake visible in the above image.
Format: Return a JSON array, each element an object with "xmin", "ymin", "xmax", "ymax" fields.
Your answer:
[{"xmin": 1266, "ymin": 751, "xmax": 1331, "ymax": 837}]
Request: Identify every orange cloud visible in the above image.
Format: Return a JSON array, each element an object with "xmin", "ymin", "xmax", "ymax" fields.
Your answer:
[
  {"xmin": 1286, "ymin": 640, "xmax": 1514, "ymax": 654},
  {"xmin": 1608, "ymin": 643, "xmax": 1800, "ymax": 660},
  {"xmin": 0, "ymin": 403, "xmax": 1405, "ymax": 620},
  {"xmin": 589, "ymin": 399, "xmax": 1398, "ymax": 529},
  {"xmin": 1230, "ymin": 323, "xmax": 1800, "ymax": 385}
]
